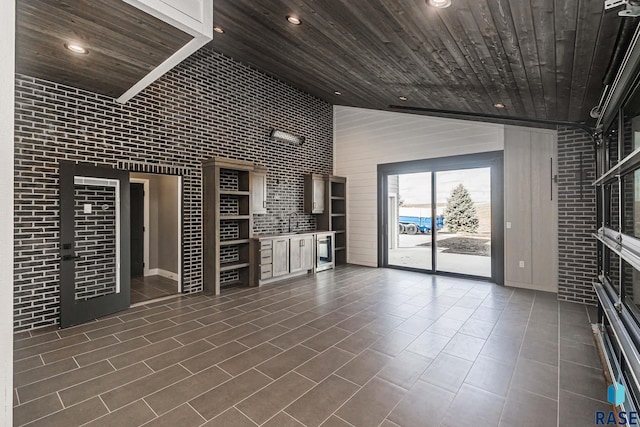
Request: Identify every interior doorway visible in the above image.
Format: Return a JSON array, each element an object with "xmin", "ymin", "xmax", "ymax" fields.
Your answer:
[
  {"xmin": 129, "ymin": 172, "xmax": 182, "ymax": 304},
  {"xmin": 378, "ymin": 152, "xmax": 504, "ymax": 284}
]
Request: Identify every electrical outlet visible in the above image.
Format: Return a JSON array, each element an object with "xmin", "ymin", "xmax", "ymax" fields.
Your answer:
[{"xmin": 519, "ymin": 261, "xmax": 525, "ymax": 268}]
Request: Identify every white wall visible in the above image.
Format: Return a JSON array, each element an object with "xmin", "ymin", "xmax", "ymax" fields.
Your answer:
[
  {"xmin": 334, "ymin": 106, "xmax": 504, "ymax": 267},
  {"xmin": 0, "ymin": 0, "xmax": 14, "ymax": 423}
]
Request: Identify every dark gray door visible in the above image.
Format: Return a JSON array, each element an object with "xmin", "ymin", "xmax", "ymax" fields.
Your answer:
[
  {"xmin": 59, "ymin": 161, "xmax": 131, "ymax": 328},
  {"xmin": 130, "ymin": 183, "xmax": 144, "ymax": 277}
]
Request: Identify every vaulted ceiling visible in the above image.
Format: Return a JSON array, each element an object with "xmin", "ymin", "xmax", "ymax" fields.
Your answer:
[
  {"xmin": 15, "ymin": 0, "xmax": 625, "ymax": 124},
  {"xmin": 211, "ymin": 0, "xmax": 624, "ymax": 124}
]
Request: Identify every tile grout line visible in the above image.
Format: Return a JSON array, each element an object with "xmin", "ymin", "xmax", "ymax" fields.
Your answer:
[
  {"xmin": 494, "ymin": 289, "xmax": 535, "ymax": 427},
  {"xmin": 557, "ymin": 303, "xmax": 562, "ymax": 427}
]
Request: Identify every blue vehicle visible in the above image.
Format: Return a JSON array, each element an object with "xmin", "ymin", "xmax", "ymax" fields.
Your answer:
[{"xmin": 399, "ymin": 215, "xmax": 445, "ymax": 234}]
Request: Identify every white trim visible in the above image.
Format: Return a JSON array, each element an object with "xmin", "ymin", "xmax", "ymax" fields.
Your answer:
[
  {"xmin": 73, "ymin": 176, "xmax": 121, "ymax": 294},
  {"xmin": 116, "ymin": 37, "xmax": 210, "ymax": 103},
  {"xmin": 0, "ymin": 0, "xmax": 14, "ymax": 421},
  {"xmin": 117, "ymin": 0, "xmax": 213, "ymax": 103},
  {"xmin": 149, "ymin": 268, "xmax": 179, "ymax": 281},
  {"xmin": 177, "ymin": 175, "xmax": 182, "ymax": 290},
  {"xmin": 130, "ymin": 178, "xmax": 150, "ymax": 277}
]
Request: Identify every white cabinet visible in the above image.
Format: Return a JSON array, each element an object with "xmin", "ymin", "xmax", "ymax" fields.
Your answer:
[
  {"xmin": 272, "ymin": 238, "xmax": 290, "ymax": 277},
  {"xmin": 304, "ymin": 174, "xmax": 325, "ymax": 214},
  {"xmin": 253, "ymin": 233, "xmax": 317, "ymax": 285},
  {"xmin": 290, "ymin": 235, "xmax": 314, "ymax": 273},
  {"xmin": 252, "ymin": 166, "xmax": 267, "ymax": 215},
  {"xmin": 504, "ymin": 127, "xmax": 557, "ymax": 292}
]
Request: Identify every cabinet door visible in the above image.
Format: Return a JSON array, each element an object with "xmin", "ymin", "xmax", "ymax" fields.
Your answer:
[
  {"xmin": 252, "ymin": 171, "xmax": 267, "ymax": 214},
  {"xmin": 301, "ymin": 236, "xmax": 315, "ymax": 270},
  {"xmin": 272, "ymin": 239, "xmax": 289, "ymax": 277},
  {"xmin": 290, "ymin": 235, "xmax": 314, "ymax": 273},
  {"xmin": 313, "ymin": 178, "xmax": 325, "ymax": 213},
  {"xmin": 305, "ymin": 174, "xmax": 326, "ymax": 214},
  {"xmin": 290, "ymin": 237, "xmax": 303, "ymax": 274}
]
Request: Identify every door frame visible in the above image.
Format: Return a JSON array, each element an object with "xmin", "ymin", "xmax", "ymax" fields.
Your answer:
[
  {"xmin": 377, "ymin": 151, "xmax": 504, "ymax": 285},
  {"xmin": 59, "ymin": 161, "xmax": 131, "ymax": 328},
  {"xmin": 130, "ymin": 178, "xmax": 150, "ymax": 277}
]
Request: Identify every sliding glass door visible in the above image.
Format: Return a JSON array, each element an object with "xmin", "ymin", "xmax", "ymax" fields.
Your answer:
[
  {"xmin": 380, "ymin": 152, "xmax": 503, "ymax": 283},
  {"xmin": 387, "ymin": 172, "xmax": 433, "ymax": 270},
  {"xmin": 435, "ymin": 168, "xmax": 491, "ymax": 277}
]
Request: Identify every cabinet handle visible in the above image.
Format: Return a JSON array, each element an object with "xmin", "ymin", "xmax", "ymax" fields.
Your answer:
[
  {"xmin": 301, "ymin": 240, "xmax": 305, "ymax": 247},
  {"xmin": 263, "ymin": 201, "xmax": 266, "ymax": 208}
]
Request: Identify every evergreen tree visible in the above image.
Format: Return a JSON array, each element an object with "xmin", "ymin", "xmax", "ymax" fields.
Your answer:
[{"xmin": 444, "ymin": 184, "xmax": 479, "ymax": 233}]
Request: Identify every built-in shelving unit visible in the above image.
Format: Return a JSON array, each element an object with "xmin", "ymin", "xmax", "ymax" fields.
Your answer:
[
  {"xmin": 202, "ymin": 157, "xmax": 255, "ymax": 294},
  {"xmin": 319, "ymin": 176, "xmax": 347, "ymax": 265}
]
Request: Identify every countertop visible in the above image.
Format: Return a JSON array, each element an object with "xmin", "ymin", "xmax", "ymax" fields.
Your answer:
[{"xmin": 252, "ymin": 230, "xmax": 334, "ymax": 239}]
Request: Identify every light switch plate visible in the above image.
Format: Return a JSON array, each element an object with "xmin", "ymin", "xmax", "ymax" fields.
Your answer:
[
  {"xmin": 506, "ymin": 222, "xmax": 512, "ymax": 229},
  {"xmin": 519, "ymin": 261, "xmax": 525, "ymax": 268},
  {"xmin": 83, "ymin": 204, "xmax": 92, "ymax": 214}
]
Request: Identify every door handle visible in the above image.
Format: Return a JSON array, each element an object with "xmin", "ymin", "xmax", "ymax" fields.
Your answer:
[{"xmin": 62, "ymin": 254, "xmax": 82, "ymax": 261}]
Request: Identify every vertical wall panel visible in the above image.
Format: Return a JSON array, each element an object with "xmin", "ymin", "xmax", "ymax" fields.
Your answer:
[
  {"xmin": 334, "ymin": 106, "xmax": 504, "ymax": 267},
  {"xmin": 531, "ymin": 132, "xmax": 558, "ymax": 291},
  {"xmin": 504, "ymin": 128, "xmax": 533, "ymax": 285}
]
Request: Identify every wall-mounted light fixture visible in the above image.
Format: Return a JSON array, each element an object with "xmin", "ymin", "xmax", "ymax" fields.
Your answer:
[{"xmin": 269, "ymin": 128, "xmax": 305, "ymax": 146}]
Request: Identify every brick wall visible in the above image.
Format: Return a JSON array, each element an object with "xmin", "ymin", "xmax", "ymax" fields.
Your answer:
[
  {"xmin": 557, "ymin": 126, "xmax": 598, "ymax": 304},
  {"xmin": 14, "ymin": 47, "xmax": 333, "ymax": 331}
]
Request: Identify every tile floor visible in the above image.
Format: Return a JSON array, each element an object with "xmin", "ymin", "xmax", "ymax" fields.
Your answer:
[
  {"xmin": 13, "ymin": 266, "xmax": 612, "ymax": 426},
  {"xmin": 131, "ymin": 275, "xmax": 179, "ymax": 304}
]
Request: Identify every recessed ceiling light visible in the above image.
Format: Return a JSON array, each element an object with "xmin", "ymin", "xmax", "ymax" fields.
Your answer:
[
  {"xmin": 427, "ymin": 0, "xmax": 452, "ymax": 8},
  {"xmin": 287, "ymin": 16, "xmax": 302, "ymax": 25},
  {"xmin": 399, "ymin": 96, "xmax": 408, "ymax": 101},
  {"xmin": 334, "ymin": 91, "xmax": 342, "ymax": 96},
  {"xmin": 494, "ymin": 102, "xmax": 506, "ymax": 109},
  {"xmin": 214, "ymin": 26, "xmax": 224, "ymax": 34},
  {"xmin": 64, "ymin": 43, "xmax": 88, "ymax": 54}
]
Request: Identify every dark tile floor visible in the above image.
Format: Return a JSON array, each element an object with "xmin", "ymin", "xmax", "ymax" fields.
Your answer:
[
  {"xmin": 13, "ymin": 266, "xmax": 612, "ymax": 426},
  {"xmin": 131, "ymin": 275, "xmax": 179, "ymax": 304}
]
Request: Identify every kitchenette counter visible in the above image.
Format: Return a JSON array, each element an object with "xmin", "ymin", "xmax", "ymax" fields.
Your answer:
[
  {"xmin": 251, "ymin": 230, "xmax": 318, "ymax": 239},
  {"xmin": 252, "ymin": 231, "xmax": 335, "ymax": 286}
]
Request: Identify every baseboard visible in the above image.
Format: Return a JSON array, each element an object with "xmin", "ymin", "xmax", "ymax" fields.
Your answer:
[
  {"xmin": 147, "ymin": 268, "xmax": 180, "ymax": 282},
  {"xmin": 505, "ymin": 280, "xmax": 557, "ymax": 293}
]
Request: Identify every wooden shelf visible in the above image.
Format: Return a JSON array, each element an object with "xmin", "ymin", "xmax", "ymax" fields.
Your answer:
[
  {"xmin": 331, "ymin": 213, "xmax": 345, "ymax": 217},
  {"xmin": 220, "ymin": 190, "xmax": 250, "ymax": 196},
  {"xmin": 220, "ymin": 280, "xmax": 246, "ymax": 289},
  {"xmin": 220, "ymin": 261, "xmax": 251, "ymax": 272},
  {"xmin": 220, "ymin": 215, "xmax": 250, "ymax": 220},
  {"xmin": 203, "ymin": 157, "xmax": 255, "ymax": 295},
  {"xmin": 335, "ymin": 246, "xmax": 346, "ymax": 251},
  {"xmin": 220, "ymin": 239, "xmax": 250, "ymax": 246},
  {"xmin": 334, "ymin": 230, "xmax": 346, "ymax": 234},
  {"xmin": 331, "ymin": 196, "xmax": 345, "ymax": 200}
]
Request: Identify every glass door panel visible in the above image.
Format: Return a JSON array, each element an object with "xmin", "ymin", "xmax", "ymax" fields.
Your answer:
[
  {"xmin": 435, "ymin": 167, "xmax": 491, "ymax": 277},
  {"xmin": 387, "ymin": 172, "xmax": 433, "ymax": 270}
]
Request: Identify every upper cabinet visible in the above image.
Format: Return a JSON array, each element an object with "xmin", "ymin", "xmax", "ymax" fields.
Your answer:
[
  {"xmin": 304, "ymin": 173, "xmax": 325, "ymax": 214},
  {"xmin": 16, "ymin": 0, "xmax": 213, "ymax": 103},
  {"xmin": 252, "ymin": 165, "xmax": 267, "ymax": 215}
]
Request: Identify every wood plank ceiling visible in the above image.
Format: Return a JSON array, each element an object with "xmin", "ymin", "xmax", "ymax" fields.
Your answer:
[
  {"xmin": 16, "ymin": 0, "xmax": 193, "ymax": 99},
  {"xmin": 211, "ymin": 0, "xmax": 624, "ymax": 123}
]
